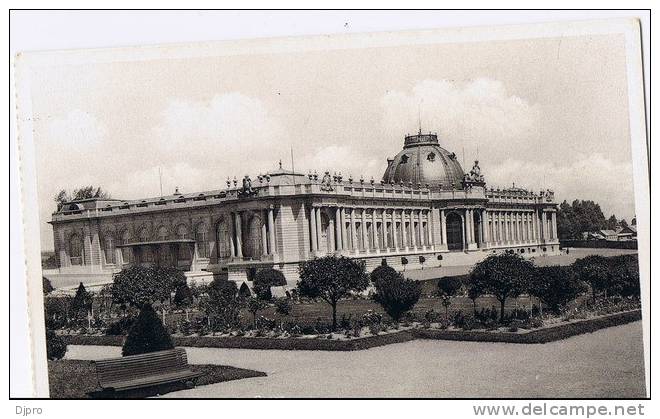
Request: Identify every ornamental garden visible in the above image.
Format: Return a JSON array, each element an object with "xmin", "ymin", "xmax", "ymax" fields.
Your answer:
[{"xmin": 44, "ymin": 251, "xmax": 641, "ymax": 361}]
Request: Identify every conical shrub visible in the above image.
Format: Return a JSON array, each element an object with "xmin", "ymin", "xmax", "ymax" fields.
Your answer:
[{"xmin": 122, "ymin": 305, "xmax": 174, "ymax": 356}]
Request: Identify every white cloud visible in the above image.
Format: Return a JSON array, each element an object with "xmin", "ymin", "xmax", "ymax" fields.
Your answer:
[
  {"xmin": 379, "ymin": 78, "xmax": 541, "ymax": 164},
  {"xmin": 487, "ymin": 154, "xmax": 636, "ymax": 219}
]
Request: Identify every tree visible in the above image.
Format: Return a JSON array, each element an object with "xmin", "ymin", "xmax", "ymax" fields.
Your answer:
[
  {"xmin": 606, "ymin": 255, "xmax": 640, "ymax": 298},
  {"xmin": 70, "ymin": 282, "xmax": 93, "ymax": 322},
  {"xmin": 54, "ymin": 186, "xmax": 111, "ymax": 210},
  {"xmin": 173, "ymin": 283, "xmax": 194, "ymax": 321},
  {"xmin": 469, "ymin": 253, "xmax": 535, "ymax": 322},
  {"xmin": 528, "ymin": 266, "xmax": 587, "ymax": 314},
  {"xmin": 297, "ymin": 256, "xmax": 369, "ymax": 330},
  {"xmin": 122, "ymin": 305, "xmax": 174, "ymax": 356},
  {"xmin": 467, "ymin": 282, "xmax": 482, "ymax": 314},
  {"xmin": 201, "ymin": 278, "xmax": 242, "ymax": 331},
  {"xmin": 372, "ymin": 268, "xmax": 421, "ymax": 321},
  {"xmin": 573, "ymin": 256, "xmax": 610, "ymax": 301},
  {"xmin": 437, "ymin": 276, "xmax": 463, "ymax": 316},
  {"xmin": 42, "ymin": 277, "xmax": 54, "ymax": 295},
  {"xmin": 112, "ymin": 266, "xmax": 186, "ymax": 309},
  {"xmin": 247, "ymin": 297, "xmax": 267, "ymax": 328},
  {"xmin": 606, "ymin": 215, "xmax": 619, "ymax": 230},
  {"xmin": 401, "ymin": 257, "xmax": 409, "ymax": 271},
  {"xmin": 557, "ymin": 199, "xmax": 609, "ymax": 239},
  {"xmin": 619, "ymin": 218, "xmax": 629, "ymax": 228},
  {"xmin": 252, "ymin": 268, "xmax": 287, "ymax": 300},
  {"xmin": 46, "ymin": 329, "xmax": 67, "ymax": 360}
]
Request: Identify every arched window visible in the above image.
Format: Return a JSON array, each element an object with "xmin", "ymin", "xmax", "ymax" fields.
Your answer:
[
  {"xmin": 137, "ymin": 227, "xmax": 153, "ymax": 262},
  {"xmin": 157, "ymin": 225, "xmax": 169, "ymax": 241},
  {"xmin": 69, "ymin": 234, "xmax": 83, "ymax": 265},
  {"xmin": 195, "ymin": 223, "xmax": 209, "ymax": 258},
  {"xmin": 176, "ymin": 224, "xmax": 191, "ymax": 260},
  {"xmin": 104, "ymin": 235, "xmax": 115, "ymax": 264}
]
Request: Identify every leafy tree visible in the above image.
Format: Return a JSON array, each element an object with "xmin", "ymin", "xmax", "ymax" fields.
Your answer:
[
  {"xmin": 70, "ymin": 282, "xmax": 93, "ymax": 320},
  {"xmin": 112, "ymin": 266, "xmax": 185, "ymax": 309},
  {"xmin": 437, "ymin": 276, "xmax": 463, "ymax": 316},
  {"xmin": 46, "ymin": 329, "xmax": 66, "ymax": 360},
  {"xmin": 469, "ymin": 253, "xmax": 535, "ymax": 322},
  {"xmin": 372, "ymin": 270, "xmax": 421, "ymax": 321},
  {"xmin": 619, "ymin": 218, "xmax": 629, "ymax": 228},
  {"xmin": 173, "ymin": 283, "xmax": 193, "ymax": 308},
  {"xmin": 528, "ymin": 266, "xmax": 587, "ymax": 314},
  {"xmin": 467, "ymin": 282, "xmax": 482, "ymax": 314},
  {"xmin": 606, "ymin": 215, "xmax": 619, "ymax": 230},
  {"xmin": 44, "ymin": 296, "xmax": 73, "ymax": 330},
  {"xmin": 573, "ymin": 255, "xmax": 611, "ymax": 301},
  {"xmin": 297, "ymin": 256, "xmax": 369, "ymax": 330},
  {"xmin": 252, "ymin": 268, "xmax": 287, "ymax": 300},
  {"xmin": 557, "ymin": 199, "xmax": 609, "ymax": 239},
  {"xmin": 42, "ymin": 277, "xmax": 54, "ymax": 295},
  {"xmin": 247, "ymin": 297, "xmax": 267, "ymax": 328},
  {"xmin": 122, "ymin": 305, "xmax": 174, "ymax": 356},
  {"xmin": 201, "ymin": 279, "xmax": 242, "ymax": 331},
  {"xmin": 401, "ymin": 257, "xmax": 409, "ymax": 271},
  {"xmin": 54, "ymin": 186, "xmax": 111, "ymax": 210}
]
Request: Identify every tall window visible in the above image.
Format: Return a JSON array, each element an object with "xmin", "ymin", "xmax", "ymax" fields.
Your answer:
[
  {"xmin": 195, "ymin": 224, "xmax": 209, "ymax": 258},
  {"xmin": 176, "ymin": 224, "xmax": 190, "ymax": 260},
  {"xmin": 69, "ymin": 234, "xmax": 83, "ymax": 265},
  {"xmin": 121, "ymin": 230, "xmax": 133, "ymax": 263},
  {"xmin": 104, "ymin": 235, "xmax": 115, "ymax": 264},
  {"xmin": 216, "ymin": 219, "xmax": 231, "ymax": 259}
]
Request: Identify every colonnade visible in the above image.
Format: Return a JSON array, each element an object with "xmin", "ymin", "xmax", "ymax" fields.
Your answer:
[
  {"xmin": 227, "ymin": 207, "xmax": 277, "ymax": 258},
  {"xmin": 487, "ymin": 209, "xmax": 557, "ymax": 246},
  {"xmin": 308, "ymin": 206, "xmax": 434, "ymax": 254}
]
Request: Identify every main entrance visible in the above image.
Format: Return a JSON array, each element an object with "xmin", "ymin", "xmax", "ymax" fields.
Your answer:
[{"xmin": 446, "ymin": 212, "xmax": 464, "ymax": 251}]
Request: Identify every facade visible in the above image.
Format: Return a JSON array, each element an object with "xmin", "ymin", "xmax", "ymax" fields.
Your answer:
[{"xmin": 48, "ymin": 131, "xmax": 560, "ymax": 289}]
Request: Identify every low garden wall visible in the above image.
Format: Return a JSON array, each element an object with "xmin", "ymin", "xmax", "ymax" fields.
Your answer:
[
  {"xmin": 560, "ymin": 240, "xmax": 638, "ymax": 250},
  {"xmin": 62, "ymin": 309, "xmax": 641, "ymax": 351}
]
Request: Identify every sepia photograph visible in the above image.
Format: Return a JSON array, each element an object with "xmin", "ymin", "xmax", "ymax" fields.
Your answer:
[{"xmin": 11, "ymin": 11, "xmax": 649, "ymax": 401}]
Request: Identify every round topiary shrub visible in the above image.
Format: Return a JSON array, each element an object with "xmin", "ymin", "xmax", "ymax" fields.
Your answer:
[
  {"xmin": 252, "ymin": 268, "xmax": 287, "ymax": 300},
  {"xmin": 122, "ymin": 305, "xmax": 174, "ymax": 356},
  {"xmin": 46, "ymin": 329, "xmax": 66, "ymax": 360}
]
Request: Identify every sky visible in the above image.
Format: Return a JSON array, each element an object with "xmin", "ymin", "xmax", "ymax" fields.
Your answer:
[{"xmin": 27, "ymin": 33, "xmax": 636, "ymax": 251}]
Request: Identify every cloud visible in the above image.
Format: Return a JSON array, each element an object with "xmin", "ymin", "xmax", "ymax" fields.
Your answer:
[
  {"xmin": 299, "ymin": 145, "xmax": 381, "ymax": 180},
  {"xmin": 150, "ymin": 93, "xmax": 288, "ymax": 176},
  {"xmin": 487, "ymin": 154, "xmax": 636, "ymax": 219},
  {"xmin": 379, "ymin": 79, "xmax": 541, "ymax": 165}
]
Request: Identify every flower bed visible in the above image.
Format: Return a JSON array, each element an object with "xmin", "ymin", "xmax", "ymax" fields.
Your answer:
[{"xmin": 61, "ymin": 309, "xmax": 641, "ymax": 351}]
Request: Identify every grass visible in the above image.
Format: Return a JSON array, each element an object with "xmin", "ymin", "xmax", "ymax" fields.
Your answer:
[{"xmin": 48, "ymin": 359, "xmax": 266, "ymax": 398}]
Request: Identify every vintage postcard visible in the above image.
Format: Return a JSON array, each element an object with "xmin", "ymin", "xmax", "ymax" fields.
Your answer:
[{"xmin": 13, "ymin": 16, "xmax": 649, "ymax": 399}]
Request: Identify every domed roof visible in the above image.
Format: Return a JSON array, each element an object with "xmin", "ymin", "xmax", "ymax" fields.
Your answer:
[{"xmin": 382, "ymin": 132, "xmax": 465, "ymax": 189}]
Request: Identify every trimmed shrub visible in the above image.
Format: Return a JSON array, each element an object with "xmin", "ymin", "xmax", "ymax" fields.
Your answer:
[
  {"xmin": 372, "ymin": 271, "xmax": 421, "ymax": 321},
  {"xmin": 253, "ymin": 268, "xmax": 287, "ymax": 300},
  {"xmin": 122, "ymin": 305, "xmax": 174, "ymax": 356},
  {"xmin": 173, "ymin": 283, "xmax": 194, "ymax": 308},
  {"xmin": 46, "ymin": 329, "xmax": 66, "ymax": 360},
  {"xmin": 201, "ymin": 279, "xmax": 242, "ymax": 332},
  {"xmin": 274, "ymin": 297, "xmax": 292, "ymax": 316}
]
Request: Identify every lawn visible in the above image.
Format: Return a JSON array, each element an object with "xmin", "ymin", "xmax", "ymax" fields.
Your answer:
[{"xmin": 48, "ymin": 359, "xmax": 266, "ymax": 398}]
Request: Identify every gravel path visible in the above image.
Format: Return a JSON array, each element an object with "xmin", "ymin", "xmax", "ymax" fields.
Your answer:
[{"xmin": 65, "ymin": 321, "xmax": 645, "ymax": 398}]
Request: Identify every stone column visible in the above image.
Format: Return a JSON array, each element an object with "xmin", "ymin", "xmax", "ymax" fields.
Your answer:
[
  {"xmin": 482, "ymin": 209, "xmax": 489, "ymax": 245},
  {"xmin": 329, "ymin": 210, "xmax": 336, "ymax": 252},
  {"xmin": 229, "ymin": 213, "xmax": 236, "ymax": 257},
  {"xmin": 235, "ymin": 212, "xmax": 243, "ymax": 258},
  {"xmin": 340, "ymin": 208, "xmax": 347, "ymax": 251},
  {"xmin": 551, "ymin": 211, "xmax": 557, "ymax": 240},
  {"xmin": 411, "ymin": 211, "xmax": 418, "ymax": 249},
  {"xmin": 268, "ymin": 207, "xmax": 276, "ymax": 256},
  {"xmin": 417, "ymin": 210, "xmax": 424, "ymax": 248},
  {"xmin": 350, "ymin": 208, "xmax": 356, "ymax": 252},
  {"xmin": 540, "ymin": 210, "xmax": 547, "ymax": 241},
  {"xmin": 402, "ymin": 210, "xmax": 408, "ymax": 249},
  {"xmin": 315, "ymin": 206, "xmax": 322, "ymax": 249},
  {"xmin": 441, "ymin": 210, "xmax": 447, "ymax": 247},
  {"xmin": 261, "ymin": 213, "xmax": 268, "ymax": 256},
  {"xmin": 361, "ymin": 209, "xmax": 368, "ymax": 253},
  {"xmin": 461, "ymin": 213, "xmax": 467, "ymax": 250},
  {"xmin": 392, "ymin": 210, "xmax": 399, "ymax": 250},
  {"xmin": 310, "ymin": 207, "xmax": 318, "ymax": 252},
  {"xmin": 335, "ymin": 207, "xmax": 342, "ymax": 251}
]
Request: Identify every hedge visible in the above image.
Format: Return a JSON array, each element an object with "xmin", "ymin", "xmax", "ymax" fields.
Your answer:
[{"xmin": 61, "ymin": 309, "xmax": 641, "ymax": 350}]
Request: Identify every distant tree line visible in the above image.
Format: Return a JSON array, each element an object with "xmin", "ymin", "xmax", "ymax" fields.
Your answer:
[
  {"xmin": 557, "ymin": 199, "xmax": 631, "ymax": 240},
  {"xmin": 54, "ymin": 186, "xmax": 111, "ymax": 210}
]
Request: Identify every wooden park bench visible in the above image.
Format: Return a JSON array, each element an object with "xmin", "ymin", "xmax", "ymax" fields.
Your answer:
[{"xmin": 91, "ymin": 348, "xmax": 202, "ymax": 396}]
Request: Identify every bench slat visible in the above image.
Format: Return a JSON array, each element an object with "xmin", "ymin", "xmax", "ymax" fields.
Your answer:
[{"xmin": 93, "ymin": 348, "xmax": 201, "ymax": 393}]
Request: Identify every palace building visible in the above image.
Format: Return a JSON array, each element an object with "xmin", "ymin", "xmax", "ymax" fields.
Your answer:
[{"xmin": 47, "ymin": 131, "xmax": 560, "ymax": 290}]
